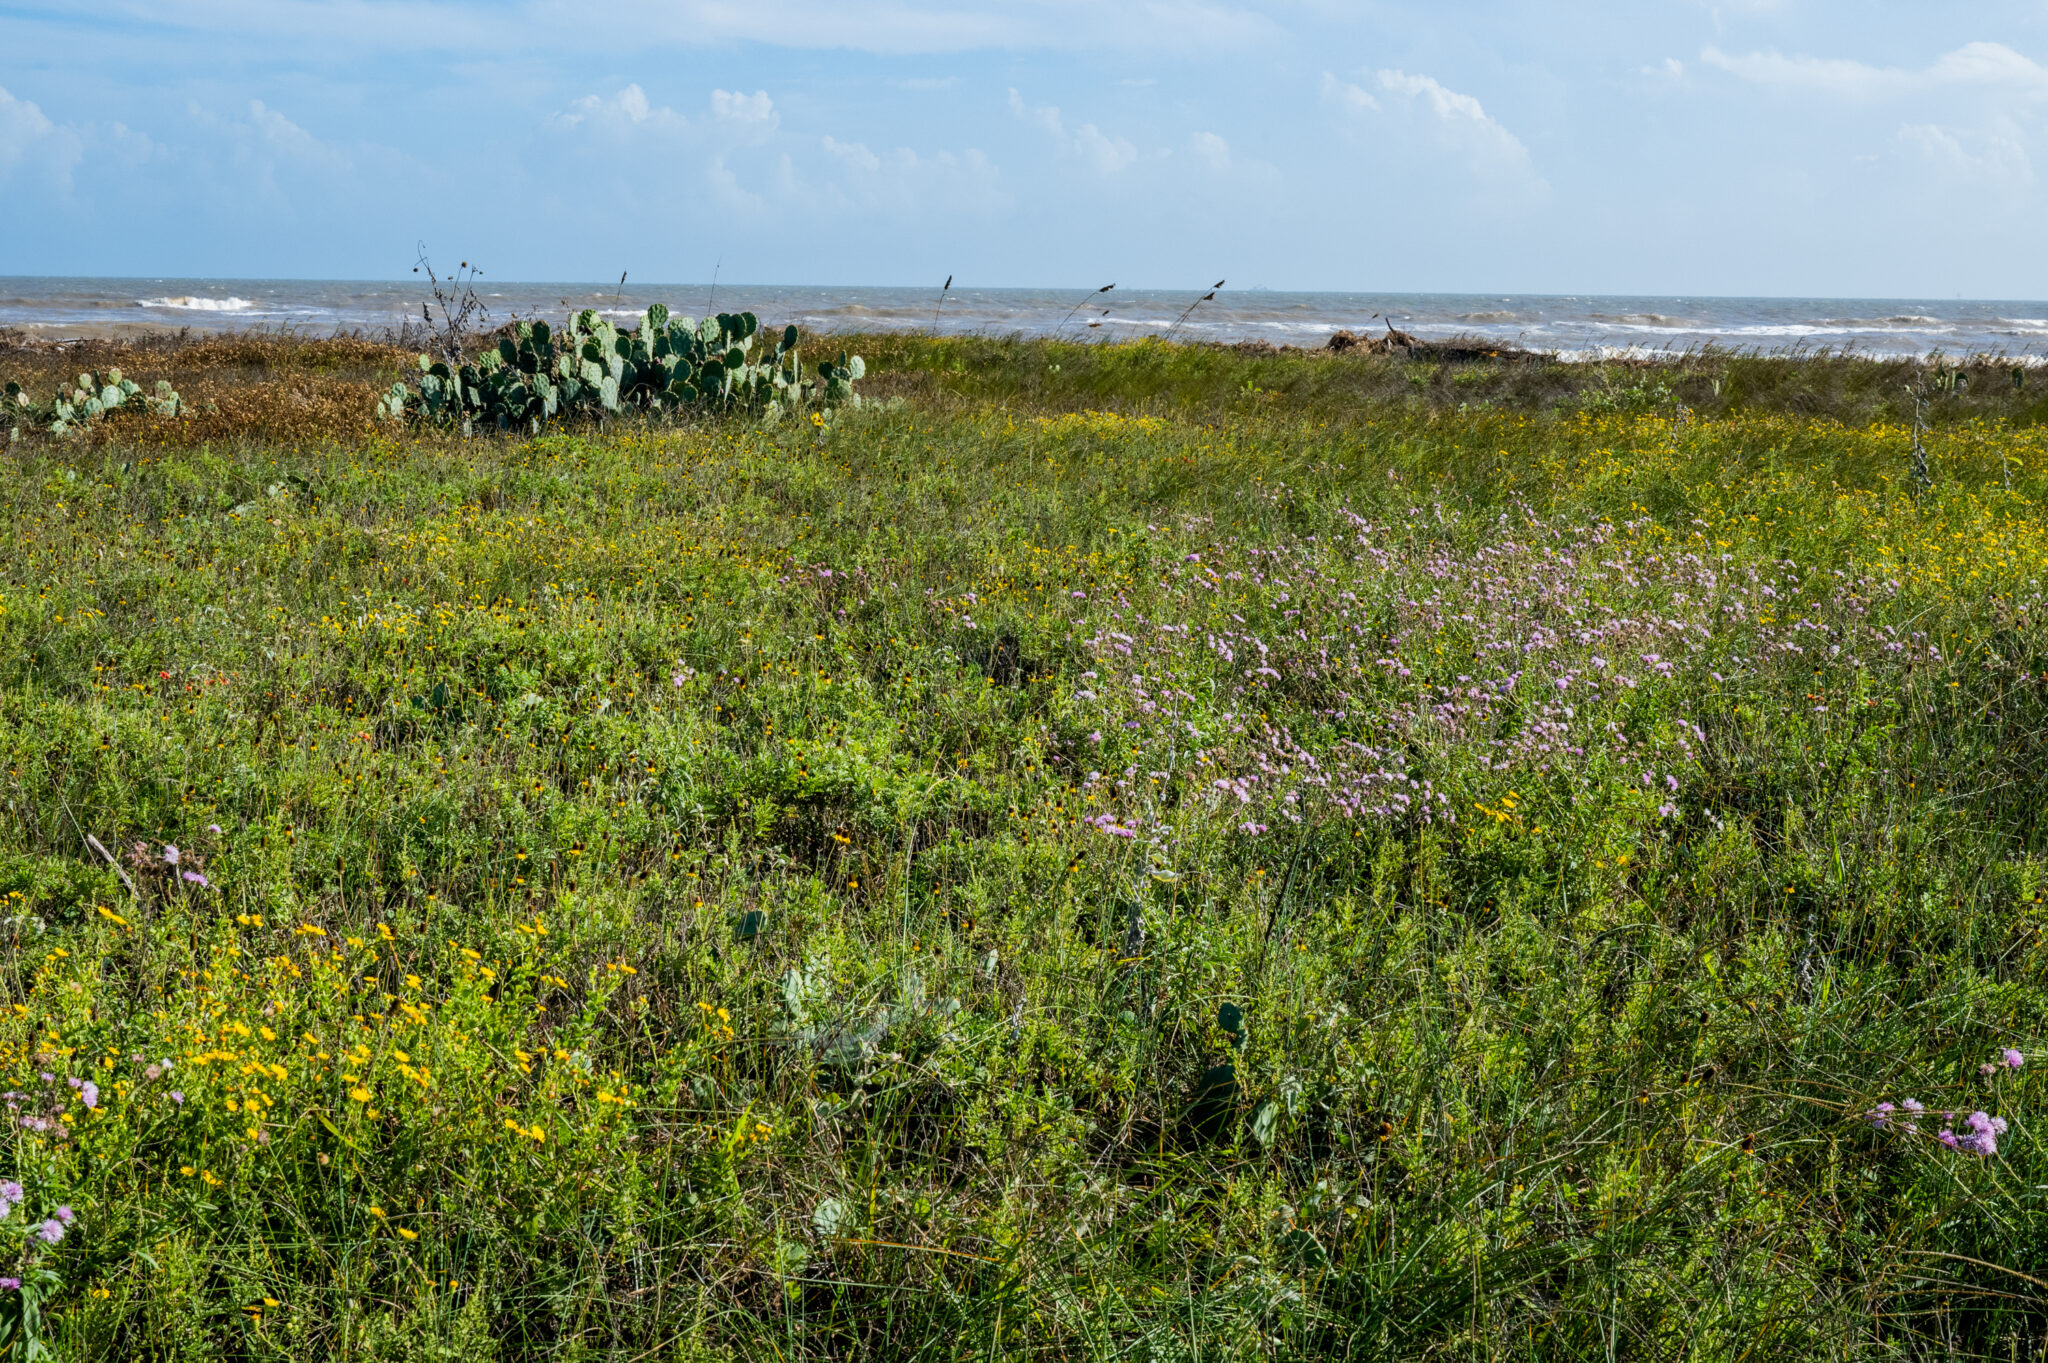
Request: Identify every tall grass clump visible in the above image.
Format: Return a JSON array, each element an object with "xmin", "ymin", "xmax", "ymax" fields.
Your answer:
[{"xmin": 0, "ymin": 334, "xmax": 2043, "ymax": 1357}]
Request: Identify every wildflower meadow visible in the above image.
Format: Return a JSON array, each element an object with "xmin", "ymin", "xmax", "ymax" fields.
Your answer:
[{"xmin": 0, "ymin": 333, "xmax": 2044, "ymax": 1358}]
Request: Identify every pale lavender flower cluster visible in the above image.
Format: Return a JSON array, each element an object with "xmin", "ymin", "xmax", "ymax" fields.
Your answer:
[
  {"xmin": 1867, "ymin": 1098, "xmax": 1926, "ymax": 1132},
  {"xmin": 0, "ymin": 1178, "xmax": 79, "ymax": 1280},
  {"xmin": 1939, "ymin": 1111, "xmax": 2009, "ymax": 1156},
  {"xmin": 1058, "ymin": 501, "xmax": 1968, "ymax": 847},
  {"xmin": 1869, "ymin": 1049, "xmax": 2023, "ymax": 1158}
]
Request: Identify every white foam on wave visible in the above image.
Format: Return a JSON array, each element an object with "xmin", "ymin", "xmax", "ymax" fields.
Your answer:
[{"xmin": 136, "ymin": 296, "xmax": 259, "ymax": 312}]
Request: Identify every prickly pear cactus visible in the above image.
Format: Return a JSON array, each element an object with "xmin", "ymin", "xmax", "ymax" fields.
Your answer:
[
  {"xmin": 3, "ymin": 371, "xmax": 181, "ymax": 441},
  {"xmin": 375, "ymin": 306, "xmax": 860, "ymax": 434}
]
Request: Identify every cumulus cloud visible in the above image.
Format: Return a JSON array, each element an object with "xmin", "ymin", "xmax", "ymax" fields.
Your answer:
[
  {"xmin": 1325, "ymin": 68, "xmax": 1544, "ymax": 197},
  {"xmin": 0, "ymin": 86, "xmax": 58, "ymax": 168},
  {"xmin": 552, "ymin": 84, "xmax": 688, "ymax": 133},
  {"xmin": 1373, "ymin": 69, "xmax": 1530, "ymax": 166},
  {"xmin": 711, "ymin": 89, "xmax": 779, "ymax": 138},
  {"xmin": 186, "ymin": 97, "xmax": 350, "ymax": 174},
  {"xmin": 1007, "ymin": 88, "xmax": 1137, "ymax": 174},
  {"xmin": 1190, "ymin": 130, "xmax": 1230, "ymax": 170},
  {"xmin": 1319, "ymin": 72, "xmax": 1378, "ymax": 115},
  {"xmin": 822, "ymin": 134, "xmax": 882, "ymax": 172},
  {"xmin": 817, "ymin": 139, "xmax": 1005, "ymax": 213},
  {"xmin": 247, "ymin": 100, "xmax": 347, "ymax": 168},
  {"xmin": 1898, "ymin": 121, "xmax": 2033, "ymax": 185},
  {"xmin": 705, "ymin": 134, "xmax": 1005, "ymax": 220},
  {"xmin": 0, "ymin": 85, "xmax": 87, "ymax": 189}
]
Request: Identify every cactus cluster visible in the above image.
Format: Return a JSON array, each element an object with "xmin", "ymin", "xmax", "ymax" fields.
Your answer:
[
  {"xmin": 4, "ymin": 370, "xmax": 182, "ymax": 441},
  {"xmin": 376, "ymin": 306, "xmax": 865, "ymax": 434}
]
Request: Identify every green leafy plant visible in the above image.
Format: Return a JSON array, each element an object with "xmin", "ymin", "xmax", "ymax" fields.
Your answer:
[{"xmin": 375, "ymin": 307, "xmax": 864, "ymax": 434}]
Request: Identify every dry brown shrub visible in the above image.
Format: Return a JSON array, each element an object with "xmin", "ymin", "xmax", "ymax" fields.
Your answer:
[
  {"xmin": 177, "ymin": 333, "xmax": 409, "ymax": 374},
  {"xmin": 171, "ymin": 375, "xmax": 387, "ymax": 445},
  {"xmin": 6, "ymin": 330, "xmax": 409, "ymax": 447}
]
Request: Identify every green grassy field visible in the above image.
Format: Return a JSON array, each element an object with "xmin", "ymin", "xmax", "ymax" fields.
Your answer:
[{"xmin": 3, "ymin": 334, "xmax": 2047, "ymax": 1359}]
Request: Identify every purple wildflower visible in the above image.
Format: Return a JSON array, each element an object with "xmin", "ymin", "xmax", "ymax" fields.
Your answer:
[
  {"xmin": 169, "ymin": 1091, "xmax": 184, "ymax": 1105},
  {"xmin": 207, "ymin": 824, "xmax": 222, "ymax": 836},
  {"xmin": 79, "ymin": 1082, "xmax": 97, "ymax": 1109},
  {"xmin": 2004, "ymin": 1049, "xmax": 2024, "ymax": 1069},
  {"xmin": 34, "ymin": 1220, "xmax": 62, "ymax": 1245},
  {"xmin": 1937, "ymin": 1129, "xmax": 1959, "ymax": 1149},
  {"xmin": 1956, "ymin": 1111, "xmax": 2004, "ymax": 1156},
  {"xmin": 0, "ymin": 1181, "xmax": 22, "ymax": 1205},
  {"xmin": 53, "ymin": 1207, "xmax": 72, "ymax": 1226},
  {"xmin": 181, "ymin": 871, "xmax": 208, "ymax": 888},
  {"xmin": 162, "ymin": 845, "xmax": 179, "ymax": 866},
  {"xmin": 0, "ymin": 1278, "xmax": 19, "ymax": 1290},
  {"xmin": 65, "ymin": 1079, "xmax": 79, "ymax": 1091},
  {"xmin": 1867, "ymin": 1101, "xmax": 1896, "ymax": 1128}
]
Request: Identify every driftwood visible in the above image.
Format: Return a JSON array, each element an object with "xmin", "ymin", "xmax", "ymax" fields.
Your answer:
[{"xmin": 84, "ymin": 834, "xmax": 137, "ymax": 894}]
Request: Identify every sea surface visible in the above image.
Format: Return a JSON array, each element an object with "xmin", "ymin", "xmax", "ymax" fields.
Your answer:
[{"xmin": 4, "ymin": 277, "xmax": 2045, "ymax": 360}]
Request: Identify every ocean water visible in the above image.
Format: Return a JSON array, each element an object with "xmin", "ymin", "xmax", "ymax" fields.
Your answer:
[{"xmin": 3, "ymin": 277, "xmax": 2045, "ymax": 360}]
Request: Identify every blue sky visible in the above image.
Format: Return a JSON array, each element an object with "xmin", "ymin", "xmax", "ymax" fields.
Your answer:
[{"xmin": 4, "ymin": 1, "xmax": 2046, "ymax": 295}]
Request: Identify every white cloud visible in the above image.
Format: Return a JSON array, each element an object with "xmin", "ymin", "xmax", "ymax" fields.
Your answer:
[
  {"xmin": 1008, "ymin": 87, "xmax": 1061, "ymax": 136},
  {"xmin": 0, "ymin": 85, "xmax": 86, "ymax": 188},
  {"xmin": 247, "ymin": 100, "xmax": 346, "ymax": 168},
  {"xmin": 1318, "ymin": 72, "xmax": 1378, "ymax": 114},
  {"xmin": 1074, "ymin": 123, "xmax": 1137, "ymax": 174},
  {"xmin": 553, "ymin": 84, "xmax": 687, "ymax": 133},
  {"xmin": 1320, "ymin": 67, "xmax": 1545, "ymax": 205},
  {"xmin": 706, "ymin": 134, "xmax": 1005, "ymax": 220},
  {"xmin": 711, "ymin": 88, "xmax": 779, "ymax": 137},
  {"xmin": 1191, "ymin": 130, "xmax": 1230, "ymax": 170},
  {"xmin": 1008, "ymin": 87, "xmax": 1137, "ymax": 174},
  {"xmin": 0, "ymin": 86, "xmax": 57, "ymax": 167},
  {"xmin": 1898, "ymin": 121, "xmax": 2033, "ymax": 185},
  {"xmin": 1373, "ymin": 69, "xmax": 1540, "ymax": 180},
  {"xmin": 1702, "ymin": 41, "xmax": 2048, "ymax": 99},
  {"xmin": 822, "ymin": 134, "xmax": 882, "ymax": 172},
  {"xmin": 187, "ymin": 97, "xmax": 349, "ymax": 175},
  {"xmin": 705, "ymin": 152, "xmax": 766, "ymax": 213}
]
